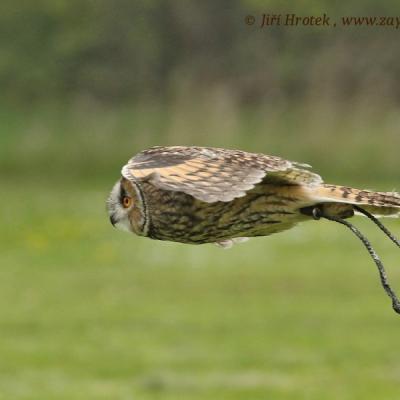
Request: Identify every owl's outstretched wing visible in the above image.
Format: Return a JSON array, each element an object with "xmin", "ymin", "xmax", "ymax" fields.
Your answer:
[{"xmin": 122, "ymin": 146, "xmax": 322, "ymax": 203}]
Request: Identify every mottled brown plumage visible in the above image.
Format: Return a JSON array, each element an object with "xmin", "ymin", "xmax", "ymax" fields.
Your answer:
[{"xmin": 107, "ymin": 146, "xmax": 400, "ymax": 247}]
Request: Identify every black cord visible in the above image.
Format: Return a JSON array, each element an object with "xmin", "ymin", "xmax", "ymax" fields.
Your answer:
[
  {"xmin": 353, "ymin": 205, "xmax": 400, "ymax": 248},
  {"xmin": 321, "ymin": 213, "xmax": 400, "ymax": 315}
]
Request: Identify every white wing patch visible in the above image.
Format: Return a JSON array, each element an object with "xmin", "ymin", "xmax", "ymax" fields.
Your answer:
[{"xmin": 214, "ymin": 237, "xmax": 250, "ymax": 249}]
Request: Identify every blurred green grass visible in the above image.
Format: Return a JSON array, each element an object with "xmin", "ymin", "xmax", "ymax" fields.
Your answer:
[
  {"xmin": 1, "ymin": 101, "xmax": 399, "ymax": 186},
  {"xmin": 1, "ymin": 175, "xmax": 399, "ymax": 399}
]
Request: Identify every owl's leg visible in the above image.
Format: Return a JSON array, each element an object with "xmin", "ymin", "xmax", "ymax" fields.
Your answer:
[
  {"xmin": 299, "ymin": 204, "xmax": 322, "ymax": 219},
  {"xmin": 309, "ymin": 205, "xmax": 400, "ymax": 315},
  {"xmin": 312, "ymin": 206, "xmax": 322, "ymax": 220}
]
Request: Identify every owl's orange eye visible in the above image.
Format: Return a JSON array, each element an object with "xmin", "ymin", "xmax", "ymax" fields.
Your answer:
[{"xmin": 122, "ymin": 196, "xmax": 133, "ymax": 208}]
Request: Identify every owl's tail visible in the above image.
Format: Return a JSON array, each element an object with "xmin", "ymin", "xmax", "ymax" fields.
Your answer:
[{"xmin": 311, "ymin": 184, "xmax": 400, "ymax": 218}]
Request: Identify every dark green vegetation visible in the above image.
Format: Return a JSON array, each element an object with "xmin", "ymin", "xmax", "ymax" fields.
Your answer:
[{"xmin": 2, "ymin": 2, "xmax": 400, "ymax": 107}]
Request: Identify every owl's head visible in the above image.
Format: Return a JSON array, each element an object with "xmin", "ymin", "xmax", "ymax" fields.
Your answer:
[{"xmin": 106, "ymin": 177, "xmax": 148, "ymax": 236}]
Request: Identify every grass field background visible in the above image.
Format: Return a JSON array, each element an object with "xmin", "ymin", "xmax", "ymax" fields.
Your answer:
[{"xmin": 1, "ymin": 106, "xmax": 400, "ymax": 399}]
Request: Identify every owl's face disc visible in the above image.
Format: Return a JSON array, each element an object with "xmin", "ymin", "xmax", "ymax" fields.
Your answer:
[{"xmin": 106, "ymin": 178, "xmax": 148, "ymax": 236}]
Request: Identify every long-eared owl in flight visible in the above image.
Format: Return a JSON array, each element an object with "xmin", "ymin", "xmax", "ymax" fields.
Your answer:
[
  {"xmin": 107, "ymin": 146, "xmax": 399, "ymax": 247},
  {"xmin": 107, "ymin": 146, "xmax": 400, "ymax": 313}
]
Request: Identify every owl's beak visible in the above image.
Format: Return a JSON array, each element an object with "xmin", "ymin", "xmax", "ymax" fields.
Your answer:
[{"xmin": 109, "ymin": 214, "xmax": 117, "ymax": 227}]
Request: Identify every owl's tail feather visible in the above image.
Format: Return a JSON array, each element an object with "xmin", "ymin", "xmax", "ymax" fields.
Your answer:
[{"xmin": 313, "ymin": 184, "xmax": 400, "ymax": 217}]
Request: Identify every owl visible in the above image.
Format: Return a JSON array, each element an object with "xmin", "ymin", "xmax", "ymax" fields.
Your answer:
[
  {"xmin": 107, "ymin": 145, "xmax": 400, "ymax": 313},
  {"xmin": 107, "ymin": 146, "xmax": 400, "ymax": 247}
]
